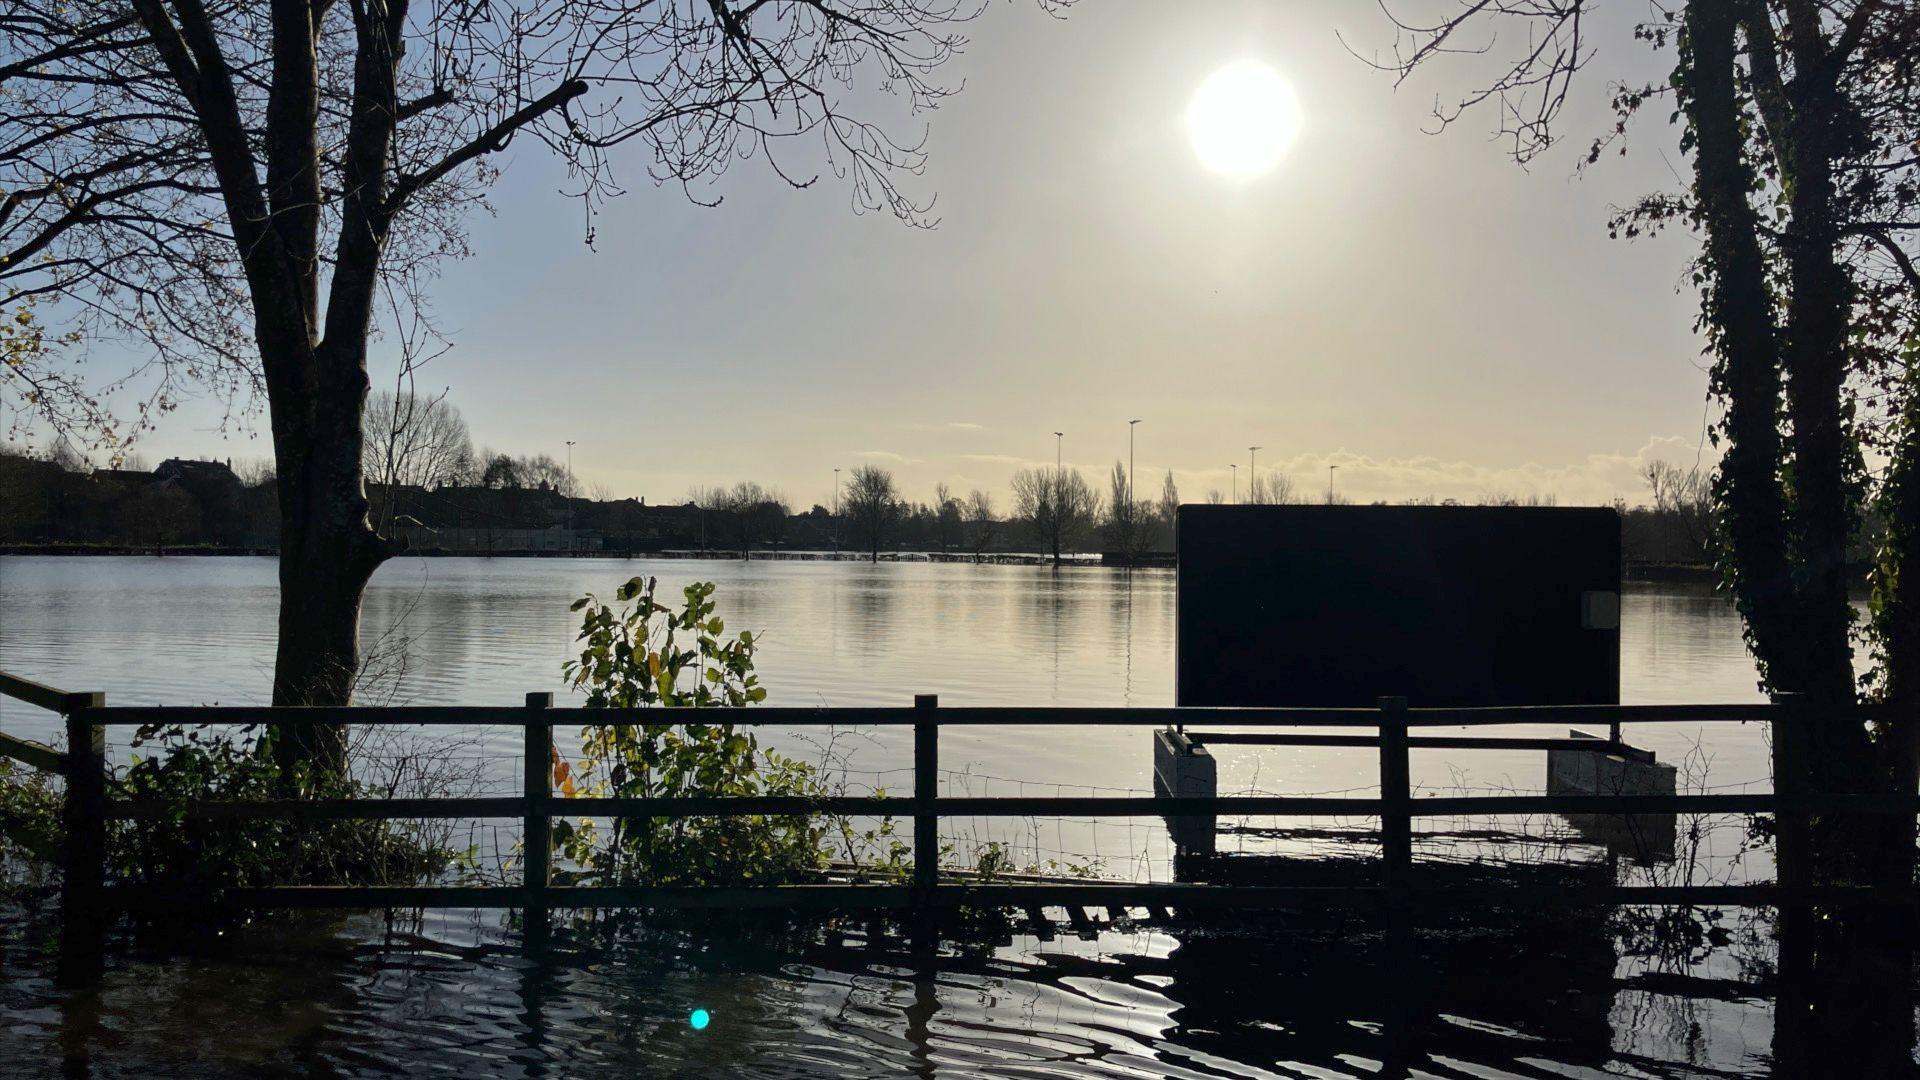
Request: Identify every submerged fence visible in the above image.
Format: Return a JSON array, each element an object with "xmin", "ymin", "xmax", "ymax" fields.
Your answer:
[{"xmin": 2, "ymin": 669, "xmax": 1915, "ymax": 927}]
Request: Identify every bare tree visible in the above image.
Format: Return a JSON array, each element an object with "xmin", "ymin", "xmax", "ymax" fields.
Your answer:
[
  {"xmin": 1105, "ymin": 459, "xmax": 1150, "ymax": 558},
  {"xmin": 1643, "ymin": 461, "xmax": 1715, "ymax": 565},
  {"xmin": 235, "ymin": 458, "xmax": 275, "ymax": 487},
  {"xmin": 364, "ymin": 389, "xmax": 474, "ymax": 529},
  {"xmin": 47, "ymin": 437, "xmax": 90, "ymax": 475},
  {"xmin": 1, "ymin": 0, "xmax": 1035, "ymax": 774},
  {"xmin": 365, "ymin": 391, "xmax": 475, "ymax": 490},
  {"xmin": 1011, "ymin": 465, "xmax": 1099, "ymax": 565},
  {"xmin": 1248, "ymin": 470, "xmax": 1296, "ymax": 506},
  {"xmin": 694, "ymin": 481, "xmax": 789, "ymax": 559},
  {"xmin": 933, "ymin": 482, "xmax": 962, "ymax": 551},
  {"xmin": 1156, "ymin": 470, "xmax": 1180, "ymax": 547},
  {"xmin": 843, "ymin": 465, "xmax": 898, "ymax": 562},
  {"xmin": 963, "ymin": 488, "xmax": 998, "ymax": 562}
]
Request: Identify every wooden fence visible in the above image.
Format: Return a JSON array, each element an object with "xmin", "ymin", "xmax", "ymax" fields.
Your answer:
[{"xmin": 2, "ymin": 670, "xmax": 1915, "ymax": 929}]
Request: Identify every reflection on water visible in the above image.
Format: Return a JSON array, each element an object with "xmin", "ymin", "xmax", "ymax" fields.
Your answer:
[
  {"xmin": 0, "ymin": 556, "xmax": 1907, "ymax": 1076},
  {"xmin": 0, "ymin": 555, "xmax": 1771, "ymax": 783},
  {"xmin": 0, "ymin": 900, "xmax": 1823, "ymax": 1078}
]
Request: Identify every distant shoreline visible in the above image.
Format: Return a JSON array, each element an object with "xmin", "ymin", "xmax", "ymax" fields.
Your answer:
[
  {"xmin": 3, "ymin": 543, "xmax": 1711, "ymax": 579},
  {"xmin": 0, "ymin": 543, "xmax": 1120, "ymax": 566}
]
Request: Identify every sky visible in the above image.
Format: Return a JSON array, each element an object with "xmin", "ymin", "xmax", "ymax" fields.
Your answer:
[{"xmin": 79, "ymin": 1, "xmax": 1719, "ymax": 512}]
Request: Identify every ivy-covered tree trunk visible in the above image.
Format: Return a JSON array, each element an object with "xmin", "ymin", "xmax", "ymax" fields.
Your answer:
[
  {"xmin": 1871, "ymin": 368, "xmax": 1920, "ymax": 875},
  {"xmin": 1681, "ymin": 0, "xmax": 1895, "ymax": 875},
  {"xmin": 1680, "ymin": 3, "xmax": 1802, "ymax": 688},
  {"xmin": 1774, "ymin": 8, "xmax": 1869, "ymax": 715}
]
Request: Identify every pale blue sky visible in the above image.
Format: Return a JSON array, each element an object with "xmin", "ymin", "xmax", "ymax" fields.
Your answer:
[{"xmin": 111, "ymin": 1, "xmax": 1713, "ymax": 510}]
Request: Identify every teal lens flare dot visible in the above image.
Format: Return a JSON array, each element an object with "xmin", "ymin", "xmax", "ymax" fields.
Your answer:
[{"xmin": 689, "ymin": 1009, "xmax": 711, "ymax": 1031}]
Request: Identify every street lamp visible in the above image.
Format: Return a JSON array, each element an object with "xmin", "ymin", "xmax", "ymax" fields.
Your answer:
[
  {"xmin": 1248, "ymin": 446, "xmax": 1262, "ymax": 505},
  {"xmin": 565, "ymin": 440, "xmax": 577, "ymax": 548},
  {"xmin": 1127, "ymin": 420, "xmax": 1141, "ymax": 511},
  {"xmin": 1053, "ymin": 431, "xmax": 1064, "ymax": 471},
  {"xmin": 1328, "ymin": 464, "xmax": 1339, "ymax": 504},
  {"xmin": 1229, "ymin": 463, "xmax": 1238, "ymax": 504}
]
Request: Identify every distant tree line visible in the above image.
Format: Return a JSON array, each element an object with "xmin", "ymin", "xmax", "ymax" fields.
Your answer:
[
  {"xmin": 5, "ymin": 400, "xmax": 1790, "ymax": 569},
  {"xmin": 0, "ymin": 444, "xmax": 277, "ymax": 548}
]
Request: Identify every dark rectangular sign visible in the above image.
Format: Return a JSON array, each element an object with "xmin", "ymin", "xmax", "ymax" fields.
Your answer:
[{"xmin": 1176, "ymin": 504, "xmax": 1620, "ymax": 707}]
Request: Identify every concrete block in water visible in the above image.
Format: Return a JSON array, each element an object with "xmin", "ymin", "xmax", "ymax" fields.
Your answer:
[
  {"xmin": 1547, "ymin": 730, "xmax": 1677, "ymax": 863},
  {"xmin": 1154, "ymin": 728, "xmax": 1217, "ymax": 856}
]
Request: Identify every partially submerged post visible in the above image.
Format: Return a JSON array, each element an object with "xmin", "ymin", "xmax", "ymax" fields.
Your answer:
[
  {"xmin": 59, "ymin": 691, "xmax": 106, "ymax": 984},
  {"xmin": 1771, "ymin": 692, "xmax": 1812, "ymax": 983},
  {"xmin": 912, "ymin": 694, "xmax": 939, "ymax": 951},
  {"xmin": 1378, "ymin": 696, "xmax": 1411, "ymax": 897},
  {"xmin": 523, "ymin": 692, "xmax": 553, "ymax": 951}
]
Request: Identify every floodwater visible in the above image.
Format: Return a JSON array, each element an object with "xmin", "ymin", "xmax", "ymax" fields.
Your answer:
[{"xmin": 0, "ymin": 555, "xmax": 1904, "ymax": 1077}]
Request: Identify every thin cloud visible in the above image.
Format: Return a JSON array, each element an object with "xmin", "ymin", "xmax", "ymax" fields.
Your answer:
[
  {"xmin": 1202, "ymin": 437, "xmax": 1719, "ymax": 507},
  {"xmin": 854, "ymin": 449, "xmax": 923, "ymax": 465}
]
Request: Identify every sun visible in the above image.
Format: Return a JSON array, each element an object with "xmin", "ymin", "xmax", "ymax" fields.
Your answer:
[{"xmin": 1185, "ymin": 61, "xmax": 1302, "ymax": 178}]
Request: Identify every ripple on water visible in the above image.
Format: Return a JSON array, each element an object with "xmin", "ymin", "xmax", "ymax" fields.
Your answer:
[{"xmin": 0, "ymin": 902, "xmax": 1797, "ymax": 1079}]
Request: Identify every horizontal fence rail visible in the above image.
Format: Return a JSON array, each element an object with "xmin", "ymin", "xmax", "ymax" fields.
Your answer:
[
  {"xmin": 52, "ymin": 701, "xmax": 1890, "ymax": 728},
  {"xmin": 3, "ymin": 672, "xmax": 1915, "ymax": 923}
]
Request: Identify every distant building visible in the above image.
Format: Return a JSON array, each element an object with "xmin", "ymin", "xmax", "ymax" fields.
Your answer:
[
  {"xmin": 152, "ymin": 458, "xmax": 248, "ymax": 545},
  {"xmin": 153, "ymin": 458, "xmax": 240, "ymax": 487}
]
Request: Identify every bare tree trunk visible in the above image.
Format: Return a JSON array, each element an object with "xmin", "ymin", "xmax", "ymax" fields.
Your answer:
[{"xmin": 265, "ymin": 335, "xmax": 388, "ymax": 779}]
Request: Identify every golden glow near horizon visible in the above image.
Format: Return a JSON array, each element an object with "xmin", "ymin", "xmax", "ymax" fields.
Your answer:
[{"xmin": 1185, "ymin": 61, "xmax": 1302, "ymax": 178}]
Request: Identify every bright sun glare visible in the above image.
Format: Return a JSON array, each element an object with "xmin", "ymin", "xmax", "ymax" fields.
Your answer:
[{"xmin": 1185, "ymin": 61, "xmax": 1302, "ymax": 178}]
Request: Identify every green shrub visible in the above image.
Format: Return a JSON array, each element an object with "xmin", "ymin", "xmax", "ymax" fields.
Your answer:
[
  {"xmin": 111, "ymin": 723, "xmax": 461, "ymax": 897},
  {"xmin": 555, "ymin": 577, "xmax": 846, "ymax": 888},
  {"xmin": 0, "ymin": 756, "xmax": 62, "ymax": 874},
  {"xmin": 2, "ymin": 723, "xmax": 462, "ymax": 907}
]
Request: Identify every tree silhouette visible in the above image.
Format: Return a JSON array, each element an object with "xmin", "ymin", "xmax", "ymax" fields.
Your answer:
[
  {"xmin": 1, "ymin": 0, "xmax": 1018, "ymax": 772},
  {"xmin": 842, "ymin": 466, "xmax": 899, "ymax": 562}
]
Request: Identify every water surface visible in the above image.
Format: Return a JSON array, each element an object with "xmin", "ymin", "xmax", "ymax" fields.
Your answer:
[{"xmin": 0, "ymin": 555, "xmax": 1874, "ymax": 1077}]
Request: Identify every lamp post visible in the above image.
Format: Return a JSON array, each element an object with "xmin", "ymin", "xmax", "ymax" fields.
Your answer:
[
  {"xmin": 565, "ymin": 440, "xmax": 577, "ymax": 549},
  {"xmin": 1053, "ymin": 432, "xmax": 1065, "ymax": 519},
  {"xmin": 1127, "ymin": 419, "xmax": 1141, "ymax": 513},
  {"xmin": 1248, "ymin": 446, "xmax": 1262, "ymax": 505},
  {"xmin": 1328, "ymin": 464, "xmax": 1339, "ymax": 504},
  {"xmin": 833, "ymin": 467, "xmax": 842, "ymax": 552},
  {"xmin": 1229, "ymin": 464, "xmax": 1238, "ymax": 504}
]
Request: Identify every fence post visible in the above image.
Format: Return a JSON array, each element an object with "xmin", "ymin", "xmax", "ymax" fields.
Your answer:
[
  {"xmin": 524, "ymin": 692, "xmax": 553, "ymax": 951},
  {"xmin": 58, "ymin": 691, "xmax": 106, "ymax": 983},
  {"xmin": 1378, "ymin": 696, "xmax": 1412, "ymax": 901},
  {"xmin": 913, "ymin": 695, "xmax": 939, "ymax": 911},
  {"xmin": 1771, "ymin": 692, "xmax": 1811, "ymax": 971}
]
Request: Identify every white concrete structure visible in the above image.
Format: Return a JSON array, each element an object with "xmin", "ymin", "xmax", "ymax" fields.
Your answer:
[{"xmin": 1154, "ymin": 728, "xmax": 1218, "ymax": 856}]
